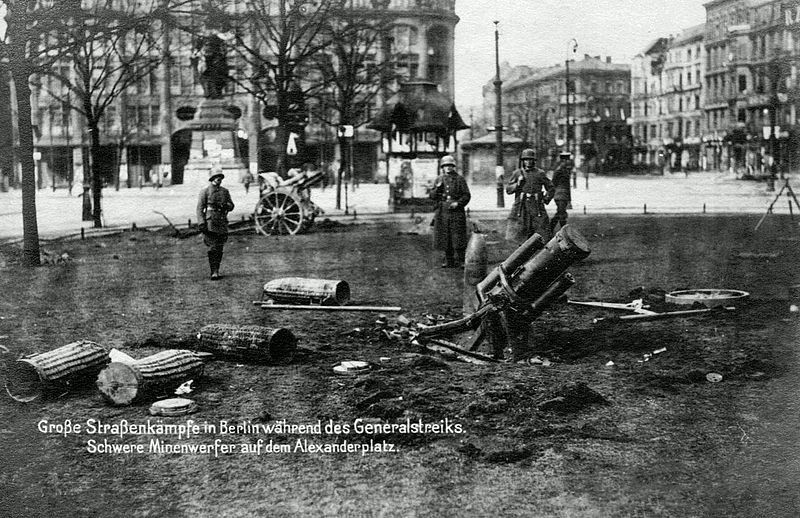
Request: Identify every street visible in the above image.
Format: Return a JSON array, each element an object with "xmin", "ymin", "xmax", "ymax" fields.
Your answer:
[{"xmin": 0, "ymin": 170, "xmax": 793, "ymax": 241}]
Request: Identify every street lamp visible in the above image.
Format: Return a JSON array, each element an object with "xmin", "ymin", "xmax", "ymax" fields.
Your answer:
[
  {"xmin": 565, "ymin": 38, "xmax": 578, "ymax": 188},
  {"xmin": 493, "ymin": 20, "xmax": 504, "ymax": 208}
]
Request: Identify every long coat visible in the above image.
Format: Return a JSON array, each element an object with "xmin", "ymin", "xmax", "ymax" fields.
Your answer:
[
  {"xmin": 505, "ymin": 167, "xmax": 554, "ymax": 242},
  {"xmin": 197, "ymin": 184, "xmax": 235, "ymax": 235},
  {"xmin": 551, "ymin": 164, "xmax": 572, "ymax": 203},
  {"xmin": 431, "ymin": 172, "xmax": 471, "ymax": 251}
]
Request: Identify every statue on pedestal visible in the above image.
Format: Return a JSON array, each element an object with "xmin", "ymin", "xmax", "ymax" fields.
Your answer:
[{"xmin": 192, "ymin": 33, "xmax": 231, "ymax": 100}]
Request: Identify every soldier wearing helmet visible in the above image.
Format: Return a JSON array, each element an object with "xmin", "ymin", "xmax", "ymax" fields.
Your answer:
[
  {"xmin": 505, "ymin": 148, "xmax": 554, "ymax": 242},
  {"xmin": 431, "ymin": 155, "xmax": 471, "ymax": 268},
  {"xmin": 549, "ymin": 152, "xmax": 573, "ymax": 234},
  {"xmin": 196, "ymin": 166, "xmax": 235, "ymax": 279}
]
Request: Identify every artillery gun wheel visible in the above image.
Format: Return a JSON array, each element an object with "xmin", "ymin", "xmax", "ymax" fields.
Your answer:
[{"xmin": 254, "ymin": 189, "xmax": 305, "ymax": 235}]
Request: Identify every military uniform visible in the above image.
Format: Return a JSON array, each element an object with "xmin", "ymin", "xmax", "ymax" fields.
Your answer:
[
  {"xmin": 506, "ymin": 166, "xmax": 554, "ymax": 243},
  {"xmin": 431, "ymin": 170, "xmax": 471, "ymax": 267},
  {"xmin": 550, "ymin": 162, "xmax": 572, "ymax": 234},
  {"xmin": 197, "ymin": 180, "xmax": 235, "ymax": 278}
]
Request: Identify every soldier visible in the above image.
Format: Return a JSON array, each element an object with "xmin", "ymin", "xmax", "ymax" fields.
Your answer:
[
  {"xmin": 506, "ymin": 148, "xmax": 554, "ymax": 242},
  {"xmin": 197, "ymin": 167, "xmax": 235, "ymax": 280},
  {"xmin": 431, "ymin": 155, "xmax": 471, "ymax": 268},
  {"xmin": 549, "ymin": 151, "xmax": 573, "ymax": 234}
]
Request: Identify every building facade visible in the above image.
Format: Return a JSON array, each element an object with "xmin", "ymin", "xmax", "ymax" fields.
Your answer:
[
  {"xmin": 18, "ymin": 0, "xmax": 460, "ymax": 190},
  {"xmin": 631, "ymin": 26, "xmax": 705, "ymax": 173},
  {"xmin": 703, "ymin": 0, "xmax": 800, "ymax": 174},
  {"xmin": 497, "ymin": 55, "xmax": 632, "ymax": 175}
]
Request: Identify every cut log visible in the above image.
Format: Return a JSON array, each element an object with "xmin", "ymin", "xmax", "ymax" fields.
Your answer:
[
  {"xmin": 196, "ymin": 324, "xmax": 296, "ymax": 364},
  {"xmin": 96, "ymin": 350, "xmax": 204, "ymax": 406},
  {"xmin": 5, "ymin": 340, "xmax": 109, "ymax": 403}
]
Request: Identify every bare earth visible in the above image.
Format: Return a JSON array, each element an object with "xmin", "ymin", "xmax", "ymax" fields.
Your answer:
[{"xmin": 0, "ymin": 213, "xmax": 798, "ymax": 517}]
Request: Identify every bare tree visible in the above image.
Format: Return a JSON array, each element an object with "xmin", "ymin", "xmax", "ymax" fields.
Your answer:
[
  {"xmin": 219, "ymin": 0, "xmax": 344, "ymax": 176},
  {"xmin": 0, "ymin": 0, "xmax": 55, "ymax": 266},
  {"xmin": 33, "ymin": 1, "xmax": 161, "ymax": 228},
  {"xmin": 506, "ymin": 91, "xmax": 538, "ymax": 148},
  {"xmin": 309, "ymin": 5, "xmax": 397, "ymax": 209}
]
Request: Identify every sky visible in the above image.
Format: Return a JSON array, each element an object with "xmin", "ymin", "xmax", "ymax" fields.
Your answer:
[{"xmin": 453, "ymin": 0, "xmax": 709, "ymax": 110}]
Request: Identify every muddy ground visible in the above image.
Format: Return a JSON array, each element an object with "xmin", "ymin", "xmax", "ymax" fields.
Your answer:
[{"xmin": 0, "ymin": 214, "xmax": 799, "ymax": 517}]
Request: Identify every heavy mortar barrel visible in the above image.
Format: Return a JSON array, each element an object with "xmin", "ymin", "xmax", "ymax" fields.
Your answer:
[
  {"xmin": 5, "ymin": 340, "xmax": 110, "ymax": 403},
  {"xmin": 476, "ymin": 233, "xmax": 545, "ymax": 302},
  {"xmin": 525, "ymin": 273, "xmax": 576, "ymax": 319},
  {"xmin": 486, "ymin": 225, "xmax": 590, "ymax": 304},
  {"xmin": 263, "ymin": 277, "xmax": 350, "ymax": 306},
  {"xmin": 96, "ymin": 350, "xmax": 205, "ymax": 406},
  {"xmin": 197, "ymin": 324, "xmax": 296, "ymax": 364}
]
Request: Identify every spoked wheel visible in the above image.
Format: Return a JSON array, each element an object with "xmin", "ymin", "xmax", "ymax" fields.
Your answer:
[{"xmin": 253, "ymin": 190, "xmax": 305, "ymax": 235}]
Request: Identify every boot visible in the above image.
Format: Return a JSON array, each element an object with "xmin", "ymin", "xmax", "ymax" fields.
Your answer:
[
  {"xmin": 207, "ymin": 250, "xmax": 216, "ymax": 279},
  {"xmin": 214, "ymin": 250, "xmax": 224, "ymax": 279},
  {"xmin": 441, "ymin": 255, "xmax": 455, "ymax": 268},
  {"xmin": 454, "ymin": 248, "xmax": 466, "ymax": 269}
]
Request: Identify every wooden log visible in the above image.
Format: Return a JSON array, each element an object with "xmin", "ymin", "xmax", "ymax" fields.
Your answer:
[
  {"xmin": 5, "ymin": 340, "xmax": 110, "ymax": 403},
  {"xmin": 96, "ymin": 350, "xmax": 204, "ymax": 406},
  {"xmin": 262, "ymin": 277, "xmax": 350, "ymax": 305},
  {"xmin": 196, "ymin": 324, "xmax": 296, "ymax": 364}
]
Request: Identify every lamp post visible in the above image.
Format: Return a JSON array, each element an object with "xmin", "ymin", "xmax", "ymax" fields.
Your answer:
[
  {"xmin": 565, "ymin": 38, "xmax": 577, "ymax": 188},
  {"xmin": 493, "ymin": 20, "xmax": 504, "ymax": 208}
]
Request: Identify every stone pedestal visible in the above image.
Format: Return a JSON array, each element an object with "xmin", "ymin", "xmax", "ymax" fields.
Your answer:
[{"xmin": 182, "ymin": 99, "xmax": 249, "ymax": 188}]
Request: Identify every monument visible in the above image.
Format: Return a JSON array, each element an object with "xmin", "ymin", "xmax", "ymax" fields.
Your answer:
[{"xmin": 182, "ymin": 32, "xmax": 249, "ymax": 187}]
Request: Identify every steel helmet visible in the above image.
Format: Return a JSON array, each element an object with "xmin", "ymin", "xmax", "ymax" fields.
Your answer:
[
  {"xmin": 519, "ymin": 148, "xmax": 536, "ymax": 168},
  {"xmin": 440, "ymin": 155, "xmax": 456, "ymax": 168}
]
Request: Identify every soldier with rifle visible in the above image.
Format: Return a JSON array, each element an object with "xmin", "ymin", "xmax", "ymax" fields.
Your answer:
[
  {"xmin": 550, "ymin": 151, "xmax": 573, "ymax": 234},
  {"xmin": 431, "ymin": 155, "xmax": 471, "ymax": 268},
  {"xmin": 506, "ymin": 148, "xmax": 555, "ymax": 242}
]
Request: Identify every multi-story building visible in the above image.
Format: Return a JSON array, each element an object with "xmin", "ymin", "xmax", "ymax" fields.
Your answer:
[
  {"xmin": 631, "ymin": 37, "xmax": 670, "ymax": 168},
  {"xmin": 631, "ymin": 26, "xmax": 705, "ymax": 173},
  {"xmin": 19, "ymin": 0, "xmax": 459, "ymax": 189},
  {"xmin": 498, "ymin": 55, "xmax": 632, "ymax": 175},
  {"xmin": 703, "ymin": 0, "xmax": 800, "ymax": 174}
]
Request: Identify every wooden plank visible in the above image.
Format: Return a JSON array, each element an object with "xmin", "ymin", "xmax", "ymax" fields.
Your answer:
[{"xmin": 253, "ymin": 302, "xmax": 401, "ymax": 312}]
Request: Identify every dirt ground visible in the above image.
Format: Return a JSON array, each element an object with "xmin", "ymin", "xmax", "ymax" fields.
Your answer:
[{"xmin": 0, "ymin": 213, "xmax": 799, "ymax": 517}]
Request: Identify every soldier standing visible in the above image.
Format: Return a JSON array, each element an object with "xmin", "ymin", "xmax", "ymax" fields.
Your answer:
[
  {"xmin": 197, "ymin": 168, "xmax": 235, "ymax": 280},
  {"xmin": 506, "ymin": 148, "xmax": 554, "ymax": 242},
  {"xmin": 549, "ymin": 152, "xmax": 573, "ymax": 234},
  {"xmin": 431, "ymin": 155, "xmax": 471, "ymax": 268}
]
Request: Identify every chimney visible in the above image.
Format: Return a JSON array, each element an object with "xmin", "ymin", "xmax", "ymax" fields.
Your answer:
[{"xmin": 606, "ymin": 56, "xmax": 612, "ymax": 63}]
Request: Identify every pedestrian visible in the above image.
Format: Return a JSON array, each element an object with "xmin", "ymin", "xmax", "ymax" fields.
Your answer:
[
  {"xmin": 243, "ymin": 171, "xmax": 253, "ymax": 194},
  {"xmin": 506, "ymin": 148, "xmax": 554, "ymax": 243},
  {"xmin": 431, "ymin": 155, "xmax": 471, "ymax": 268},
  {"xmin": 196, "ymin": 167, "xmax": 235, "ymax": 280},
  {"xmin": 549, "ymin": 152, "xmax": 573, "ymax": 235}
]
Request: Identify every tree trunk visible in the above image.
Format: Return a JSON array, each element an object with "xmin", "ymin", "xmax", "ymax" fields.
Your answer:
[
  {"xmin": 7, "ymin": 16, "xmax": 41, "ymax": 266},
  {"xmin": 89, "ymin": 118, "xmax": 103, "ymax": 228},
  {"xmin": 275, "ymin": 124, "xmax": 287, "ymax": 177}
]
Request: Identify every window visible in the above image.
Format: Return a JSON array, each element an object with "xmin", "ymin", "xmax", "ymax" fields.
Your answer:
[{"xmin": 738, "ymin": 74, "xmax": 747, "ymax": 92}]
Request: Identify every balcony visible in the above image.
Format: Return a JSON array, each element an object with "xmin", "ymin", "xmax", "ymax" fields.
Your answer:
[{"xmin": 350, "ymin": 0, "xmax": 455, "ymax": 12}]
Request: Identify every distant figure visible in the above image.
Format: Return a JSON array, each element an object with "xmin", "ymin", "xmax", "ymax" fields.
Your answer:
[
  {"xmin": 549, "ymin": 152, "xmax": 573, "ymax": 234},
  {"xmin": 431, "ymin": 155, "xmax": 471, "ymax": 268},
  {"xmin": 197, "ymin": 167, "xmax": 235, "ymax": 280},
  {"xmin": 506, "ymin": 148, "xmax": 554, "ymax": 243}
]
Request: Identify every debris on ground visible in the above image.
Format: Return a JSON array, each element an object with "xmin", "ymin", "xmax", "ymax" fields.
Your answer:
[{"xmin": 537, "ymin": 382, "xmax": 610, "ymax": 413}]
